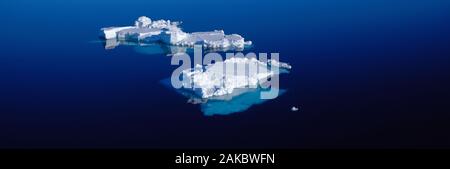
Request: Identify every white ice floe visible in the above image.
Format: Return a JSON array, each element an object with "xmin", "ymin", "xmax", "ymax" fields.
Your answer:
[
  {"xmin": 180, "ymin": 57, "xmax": 291, "ymax": 98},
  {"xmin": 101, "ymin": 26, "xmax": 135, "ymax": 40},
  {"xmin": 134, "ymin": 16, "xmax": 152, "ymax": 28},
  {"xmin": 100, "ymin": 16, "xmax": 251, "ymax": 49}
]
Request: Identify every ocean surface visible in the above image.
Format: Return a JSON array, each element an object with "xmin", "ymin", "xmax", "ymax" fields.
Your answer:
[{"xmin": 1, "ymin": 0, "xmax": 450, "ymax": 148}]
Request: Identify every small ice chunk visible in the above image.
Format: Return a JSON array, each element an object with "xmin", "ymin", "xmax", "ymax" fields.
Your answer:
[{"xmin": 291, "ymin": 106, "xmax": 299, "ymax": 111}]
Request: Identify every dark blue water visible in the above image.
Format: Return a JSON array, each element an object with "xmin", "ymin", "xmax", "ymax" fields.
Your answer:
[{"xmin": 1, "ymin": 0, "xmax": 450, "ymax": 148}]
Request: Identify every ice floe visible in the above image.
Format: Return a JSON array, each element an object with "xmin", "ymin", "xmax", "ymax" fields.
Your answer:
[
  {"xmin": 180, "ymin": 57, "xmax": 291, "ymax": 99},
  {"xmin": 100, "ymin": 16, "xmax": 252, "ymax": 50},
  {"xmin": 100, "ymin": 16, "xmax": 292, "ymax": 115}
]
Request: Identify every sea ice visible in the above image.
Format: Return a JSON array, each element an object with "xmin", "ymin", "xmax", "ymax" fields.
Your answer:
[
  {"xmin": 101, "ymin": 26, "xmax": 135, "ymax": 40},
  {"xmin": 181, "ymin": 57, "xmax": 291, "ymax": 99},
  {"xmin": 100, "ymin": 16, "xmax": 252, "ymax": 49}
]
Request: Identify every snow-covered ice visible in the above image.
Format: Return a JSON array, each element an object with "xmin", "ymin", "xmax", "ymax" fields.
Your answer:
[
  {"xmin": 101, "ymin": 17, "xmax": 292, "ymax": 116},
  {"xmin": 100, "ymin": 16, "xmax": 252, "ymax": 49},
  {"xmin": 101, "ymin": 26, "xmax": 135, "ymax": 40},
  {"xmin": 181, "ymin": 57, "xmax": 291, "ymax": 99}
]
